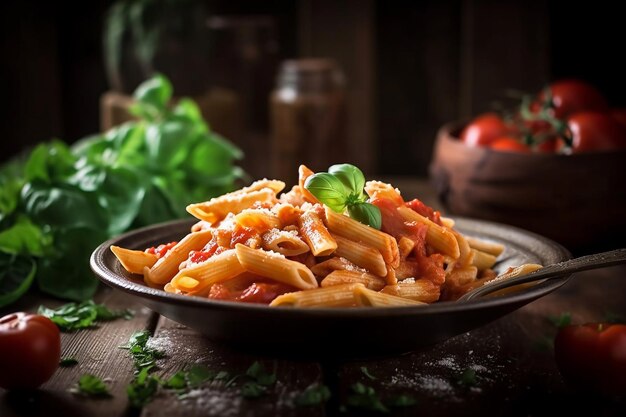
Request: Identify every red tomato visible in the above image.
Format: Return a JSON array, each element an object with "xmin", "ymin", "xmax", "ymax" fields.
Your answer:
[
  {"xmin": 490, "ymin": 137, "xmax": 531, "ymax": 153},
  {"xmin": 0, "ymin": 312, "xmax": 61, "ymax": 390},
  {"xmin": 145, "ymin": 241, "xmax": 177, "ymax": 258},
  {"xmin": 539, "ymin": 79, "xmax": 608, "ymax": 119},
  {"xmin": 460, "ymin": 113, "xmax": 511, "ymax": 147},
  {"xmin": 563, "ymin": 111, "xmax": 626, "ymax": 153},
  {"xmin": 554, "ymin": 323, "xmax": 626, "ymax": 396}
]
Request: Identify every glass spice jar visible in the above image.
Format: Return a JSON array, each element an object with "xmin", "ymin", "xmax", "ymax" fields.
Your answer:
[{"xmin": 269, "ymin": 59, "xmax": 347, "ymax": 185}]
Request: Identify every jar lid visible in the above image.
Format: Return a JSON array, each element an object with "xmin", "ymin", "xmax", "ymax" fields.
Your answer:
[{"xmin": 276, "ymin": 58, "xmax": 345, "ymax": 92}]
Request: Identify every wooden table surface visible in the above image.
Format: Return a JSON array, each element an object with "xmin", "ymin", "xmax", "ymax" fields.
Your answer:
[{"xmin": 1, "ymin": 178, "xmax": 625, "ymax": 417}]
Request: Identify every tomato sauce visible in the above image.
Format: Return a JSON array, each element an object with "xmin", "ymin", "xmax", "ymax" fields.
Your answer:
[
  {"xmin": 144, "ymin": 241, "xmax": 177, "ymax": 258},
  {"xmin": 405, "ymin": 199, "xmax": 442, "ymax": 225}
]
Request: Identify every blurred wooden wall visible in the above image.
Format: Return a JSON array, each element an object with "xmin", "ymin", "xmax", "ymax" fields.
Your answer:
[{"xmin": 2, "ymin": 0, "xmax": 625, "ymax": 177}]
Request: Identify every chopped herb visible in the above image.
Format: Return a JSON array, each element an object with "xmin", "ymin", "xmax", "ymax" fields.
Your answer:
[
  {"xmin": 59, "ymin": 357, "xmax": 79, "ymax": 367},
  {"xmin": 38, "ymin": 300, "xmax": 133, "ymax": 331},
  {"xmin": 345, "ymin": 382, "xmax": 389, "ymax": 413},
  {"xmin": 387, "ymin": 394, "xmax": 417, "ymax": 407},
  {"xmin": 215, "ymin": 371, "xmax": 230, "ymax": 381},
  {"xmin": 294, "ymin": 383, "xmax": 331, "ymax": 407},
  {"xmin": 246, "ymin": 361, "xmax": 276, "ymax": 386},
  {"xmin": 241, "ymin": 381, "xmax": 267, "ymax": 398},
  {"xmin": 120, "ymin": 330, "xmax": 164, "ymax": 371},
  {"xmin": 186, "ymin": 365, "xmax": 216, "ymax": 388},
  {"xmin": 360, "ymin": 366, "xmax": 376, "ymax": 380},
  {"xmin": 163, "ymin": 371, "xmax": 187, "ymax": 390},
  {"xmin": 457, "ymin": 368, "xmax": 477, "ymax": 387},
  {"xmin": 127, "ymin": 367, "xmax": 160, "ymax": 408},
  {"xmin": 549, "ymin": 312, "xmax": 572, "ymax": 328},
  {"xmin": 224, "ymin": 374, "xmax": 239, "ymax": 388},
  {"xmin": 71, "ymin": 374, "xmax": 111, "ymax": 396}
]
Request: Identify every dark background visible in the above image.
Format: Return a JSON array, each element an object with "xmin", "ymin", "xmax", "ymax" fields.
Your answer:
[{"xmin": 2, "ymin": 0, "xmax": 625, "ymax": 176}]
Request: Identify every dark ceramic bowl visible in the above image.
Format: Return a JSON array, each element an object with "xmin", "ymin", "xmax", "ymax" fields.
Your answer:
[
  {"xmin": 91, "ymin": 217, "xmax": 570, "ymax": 358},
  {"xmin": 430, "ymin": 122, "xmax": 626, "ymax": 254}
]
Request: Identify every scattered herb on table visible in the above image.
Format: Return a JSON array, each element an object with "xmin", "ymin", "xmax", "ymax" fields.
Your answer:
[
  {"xmin": 38, "ymin": 300, "xmax": 133, "ymax": 331},
  {"xmin": 387, "ymin": 394, "xmax": 417, "ymax": 407},
  {"xmin": 71, "ymin": 374, "xmax": 111, "ymax": 397},
  {"xmin": 240, "ymin": 361, "xmax": 277, "ymax": 399},
  {"xmin": 127, "ymin": 366, "xmax": 161, "ymax": 408},
  {"xmin": 294, "ymin": 383, "xmax": 331, "ymax": 407},
  {"xmin": 304, "ymin": 164, "xmax": 382, "ymax": 229},
  {"xmin": 120, "ymin": 330, "xmax": 164, "ymax": 371},
  {"xmin": 345, "ymin": 382, "xmax": 389, "ymax": 413},
  {"xmin": 549, "ymin": 312, "xmax": 572, "ymax": 328},
  {"xmin": 360, "ymin": 366, "xmax": 376, "ymax": 380},
  {"xmin": 0, "ymin": 73, "xmax": 244, "ymax": 307},
  {"xmin": 59, "ymin": 358, "xmax": 79, "ymax": 367}
]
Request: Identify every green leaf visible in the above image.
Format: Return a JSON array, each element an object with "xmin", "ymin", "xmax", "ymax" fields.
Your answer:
[
  {"xmin": 120, "ymin": 330, "xmax": 164, "ymax": 371},
  {"xmin": 387, "ymin": 394, "xmax": 417, "ymax": 407},
  {"xmin": 0, "ymin": 253, "xmax": 37, "ymax": 308},
  {"xmin": 294, "ymin": 383, "xmax": 331, "ymax": 407},
  {"xmin": 0, "ymin": 216, "xmax": 52, "ymax": 256},
  {"xmin": 131, "ymin": 74, "xmax": 172, "ymax": 119},
  {"xmin": 163, "ymin": 371, "xmax": 187, "ymax": 390},
  {"xmin": 346, "ymin": 383, "xmax": 389, "ymax": 413},
  {"xmin": 457, "ymin": 368, "xmax": 477, "ymax": 387},
  {"xmin": 329, "ymin": 163, "xmax": 365, "ymax": 196},
  {"xmin": 127, "ymin": 367, "xmax": 160, "ymax": 408},
  {"xmin": 304, "ymin": 173, "xmax": 348, "ymax": 212},
  {"xmin": 348, "ymin": 203, "xmax": 382, "ymax": 230},
  {"xmin": 60, "ymin": 358, "xmax": 79, "ymax": 367},
  {"xmin": 186, "ymin": 365, "xmax": 216, "ymax": 388},
  {"xmin": 548, "ymin": 312, "xmax": 572, "ymax": 329},
  {"xmin": 246, "ymin": 361, "xmax": 276, "ymax": 386},
  {"xmin": 241, "ymin": 381, "xmax": 267, "ymax": 398},
  {"xmin": 38, "ymin": 300, "xmax": 131, "ymax": 331},
  {"xmin": 72, "ymin": 374, "xmax": 111, "ymax": 396}
]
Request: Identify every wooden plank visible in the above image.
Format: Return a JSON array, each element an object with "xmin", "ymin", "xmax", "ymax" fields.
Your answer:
[
  {"xmin": 332, "ymin": 265, "xmax": 626, "ymax": 416},
  {"xmin": 0, "ymin": 287, "xmax": 157, "ymax": 417},
  {"xmin": 140, "ymin": 317, "xmax": 324, "ymax": 417}
]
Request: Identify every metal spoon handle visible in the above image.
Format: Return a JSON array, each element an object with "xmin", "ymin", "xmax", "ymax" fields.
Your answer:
[{"xmin": 459, "ymin": 248, "xmax": 626, "ymax": 302}]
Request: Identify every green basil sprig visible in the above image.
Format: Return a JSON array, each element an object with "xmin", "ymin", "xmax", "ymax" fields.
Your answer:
[{"xmin": 304, "ymin": 164, "xmax": 381, "ymax": 229}]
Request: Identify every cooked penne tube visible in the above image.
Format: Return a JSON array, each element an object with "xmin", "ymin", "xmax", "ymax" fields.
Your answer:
[
  {"xmin": 186, "ymin": 188, "xmax": 277, "ymax": 223},
  {"xmin": 325, "ymin": 207, "xmax": 399, "ymax": 267},
  {"xmin": 380, "ymin": 279, "xmax": 441, "ymax": 303},
  {"xmin": 398, "ymin": 236, "xmax": 415, "ymax": 260},
  {"xmin": 234, "ymin": 209, "xmax": 281, "ymax": 232},
  {"xmin": 262, "ymin": 229, "xmax": 310, "ymax": 256},
  {"xmin": 466, "ymin": 237, "xmax": 505, "ymax": 257},
  {"xmin": 451, "ymin": 229, "xmax": 473, "ymax": 267},
  {"xmin": 298, "ymin": 208, "xmax": 337, "ymax": 256},
  {"xmin": 332, "ymin": 233, "xmax": 387, "ymax": 277},
  {"xmin": 446, "ymin": 265, "xmax": 479, "ymax": 287},
  {"xmin": 235, "ymin": 243, "xmax": 318, "ymax": 290},
  {"xmin": 169, "ymin": 249, "xmax": 245, "ymax": 296},
  {"xmin": 321, "ymin": 270, "xmax": 386, "ymax": 291},
  {"xmin": 396, "ymin": 206, "xmax": 460, "ymax": 259},
  {"xmin": 270, "ymin": 283, "xmax": 362, "ymax": 307},
  {"xmin": 110, "ymin": 246, "xmax": 158, "ymax": 274},
  {"xmin": 471, "ymin": 249, "xmax": 498, "ymax": 271},
  {"xmin": 144, "ymin": 230, "xmax": 213, "ymax": 286},
  {"xmin": 232, "ymin": 179, "xmax": 286, "ymax": 195},
  {"xmin": 298, "ymin": 165, "xmax": 319, "ymax": 204},
  {"xmin": 310, "ymin": 257, "xmax": 363, "ymax": 276},
  {"xmin": 354, "ymin": 285, "xmax": 426, "ymax": 307},
  {"xmin": 364, "ymin": 181, "xmax": 403, "ymax": 205}
]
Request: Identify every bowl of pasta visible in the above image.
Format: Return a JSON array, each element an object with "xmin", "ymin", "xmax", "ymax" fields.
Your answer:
[{"xmin": 91, "ymin": 164, "xmax": 571, "ymax": 356}]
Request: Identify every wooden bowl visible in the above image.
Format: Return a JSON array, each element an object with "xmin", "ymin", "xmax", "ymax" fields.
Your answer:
[{"xmin": 429, "ymin": 122, "xmax": 626, "ymax": 253}]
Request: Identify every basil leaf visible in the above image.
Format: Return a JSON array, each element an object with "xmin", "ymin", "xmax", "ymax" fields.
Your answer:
[
  {"xmin": 0, "ymin": 253, "xmax": 36, "ymax": 308},
  {"xmin": 0, "ymin": 216, "xmax": 51, "ymax": 256},
  {"xmin": 304, "ymin": 173, "xmax": 348, "ymax": 212},
  {"xmin": 329, "ymin": 163, "xmax": 365, "ymax": 196},
  {"xmin": 131, "ymin": 73, "xmax": 172, "ymax": 119},
  {"xmin": 347, "ymin": 203, "xmax": 382, "ymax": 230}
]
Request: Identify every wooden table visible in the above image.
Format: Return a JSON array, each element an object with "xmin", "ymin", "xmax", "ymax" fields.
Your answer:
[{"xmin": 2, "ymin": 178, "xmax": 625, "ymax": 417}]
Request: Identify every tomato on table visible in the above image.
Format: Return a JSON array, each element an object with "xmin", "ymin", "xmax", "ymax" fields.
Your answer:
[
  {"xmin": 0, "ymin": 312, "xmax": 61, "ymax": 390},
  {"xmin": 460, "ymin": 113, "xmax": 512, "ymax": 147},
  {"xmin": 489, "ymin": 137, "xmax": 531, "ymax": 153},
  {"xmin": 539, "ymin": 79, "xmax": 609, "ymax": 119},
  {"xmin": 554, "ymin": 323, "xmax": 626, "ymax": 396},
  {"xmin": 563, "ymin": 111, "xmax": 626, "ymax": 153}
]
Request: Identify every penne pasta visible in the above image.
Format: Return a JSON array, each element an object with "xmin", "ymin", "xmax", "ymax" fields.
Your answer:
[
  {"xmin": 144, "ymin": 230, "xmax": 213, "ymax": 286},
  {"xmin": 325, "ymin": 206, "xmax": 400, "ymax": 268},
  {"xmin": 270, "ymin": 283, "xmax": 362, "ymax": 307},
  {"xmin": 235, "ymin": 243, "xmax": 318, "ymax": 290},
  {"xmin": 298, "ymin": 208, "xmax": 337, "ymax": 256},
  {"xmin": 112, "ymin": 163, "xmax": 538, "ymax": 308},
  {"xmin": 262, "ymin": 228, "xmax": 310, "ymax": 256},
  {"xmin": 331, "ymin": 233, "xmax": 387, "ymax": 277},
  {"xmin": 110, "ymin": 246, "xmax": 158, "ymax": 274},
  {"xmin": 321, "ymin": 270, "xmax": 386, "ymax": 291}
]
